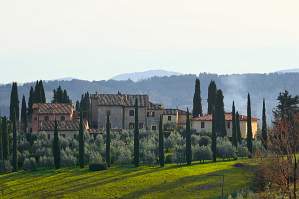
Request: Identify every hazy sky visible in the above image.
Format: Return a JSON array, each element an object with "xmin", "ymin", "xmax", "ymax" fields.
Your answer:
[{"xmin": 1, "ymin": 0, "xmax": 299, "ymax": 83}]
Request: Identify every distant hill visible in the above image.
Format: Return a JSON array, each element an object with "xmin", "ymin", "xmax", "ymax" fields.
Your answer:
[
  {"xmin": 1, "ymin": 72, "xmax": 299, "ymax": 123},
  {"xmin": 276, "ymin": 68, "xmax": 299, "ymax": 73},
  {"xmin": 111, "ymin": 69, "xmax": 182, "ymax": 82}
]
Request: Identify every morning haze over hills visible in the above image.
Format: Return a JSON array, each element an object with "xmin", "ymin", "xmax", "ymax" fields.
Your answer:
[{"xmin": 1, "ymin": 68, "xmax": 299, "ymax": 120}]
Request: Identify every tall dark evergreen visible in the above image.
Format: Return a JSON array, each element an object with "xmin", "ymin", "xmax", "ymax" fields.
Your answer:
[
  {"xmin": 211, "ymin": 108, "xmax": 217, "ymax": 162},
  {"xmin": 215, "ymin": 89, "xmax": 226, "ymax": 137},
  {"xmin": 158, "ymin": 115, "xmax": 164, "ymax": 167},
  {"xmin": 232, "ymin": 101, "xmax": 237, "ymax": 148},
  {"xmin": 79, "ymin": 112, "xmax": 84, "ymax": 168},
  {"xmin": 39, "ymin": 81, "xmax": 46, "ymax": 103},
  {"xmin": 273, "ymin": 90, "xmax": 299, "ymax": 121},
  {"xmin": 75, "ymin": 100, "xmax": 80, "ymax": 112},
  {"xmin": 53, "ymin": 86, "xmax": 71, "ymax": 104},
  {"xmin": 192, "ymin": 79, "xmax": 203, "ymax": 117},
  {"xmin": 12, "ymin": 112, "xmax": 17, "ymax": 172},
  {"xmin": 105, "ymin": 113, "xmax": 111, "ymax": 167},
  {"xmin": 2, "ymin": 117, "xmax": 8, "ymax": 160},
  {"xmin": 185, "ymin": 108, "xmax": 192, "ymax": 165},
  {"xmin": 261, "ymin": 99, "xmax": 267, "ymax": 149},
  {"xmin": 247, "ymin": 93, "xmax": 253, "ymax": 157},
  {"xmin": 21, "ymin": 96, "xmax": 27, "ymax": 133},
  {"xmin": 236, "ymin": 112, "xmax": 242, "ymax": 143},
  {"xmin": 207, "ymin": 80, "xmax": 217, "ymax": 114},
  {"xmin": 133, "ymin": 98, "xmax": 140, "ymax": 167},
  {"xmin": 53, "ymin": 120, "xmax": 60, "ymax": 169},
  {"xmin": 27, "ymin": 86, "xmax": 34, "ymax": 116},
  {"xmin": 10, "ymin": 82, "xmax": 19, "ymax": 121},
  {"xmin": 80, "ymin": 92, "xmax": 91, "ymax": 125}
]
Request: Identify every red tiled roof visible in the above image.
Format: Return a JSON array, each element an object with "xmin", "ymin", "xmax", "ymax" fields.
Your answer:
[
  {"xmin": 91, "ymin": 94, "xmax": 149, "ymax": 107},
  {"xmin": 39, "ymin": 120, "xmax": 79, "ymax": 131},
  {"xmin": 33, "ymin": 103, "xmax": 73, "ymax": 114},
  {"xmin": 192, "ymin": 113, "xmax": 258, "ymax": 121}
]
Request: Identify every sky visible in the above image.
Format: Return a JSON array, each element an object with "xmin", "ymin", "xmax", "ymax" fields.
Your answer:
[{"xmin": 0, "ymin": 0, "xmax": 299, "ymax": 83}]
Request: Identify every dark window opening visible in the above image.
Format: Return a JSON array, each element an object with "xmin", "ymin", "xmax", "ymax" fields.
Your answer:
[
  {"xmin": 201, "ymin": 122, "xmax": 205, "ymax": 128},
  {"xmin": 129, "ymin": 110, "xmax": 135, "ymax": 117}
]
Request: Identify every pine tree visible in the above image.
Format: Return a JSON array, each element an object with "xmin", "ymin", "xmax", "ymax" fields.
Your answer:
[
  {"xmin": 134, "ymin": 98, "xmax": 139, "ymax": 167},
  {"xmin": 236, "ymin": 112, "xmax": 242, "ymax": 143},
  {"xmin": 211, "ymin": 108, "xmax": 217, "ymax": 162},
  {"xmin": 215, "ymin": 89, "xmax": 226, "ymax": 137},
  {"xmin": 261, "ymin": 99, "xmax": 267, "ymax": 150},
  {"xmin": 185, "ymin": 108, "xmax": 192, "ymax": 165},
  {"xmin": 12, "ymin": 112, "xmax": 17, "ymax": 172},
  {"xmin": 27, "ymin": 86, "xmax": 34, "ymax": 116},
  {"xmin": 10, "ymin": 82, "xmax": 19, "ymax": 121},
  {"xmin": 53, "ymin": 120, "xmax": 60, "ymax": 169},
  {"xmin": 207, "ymin": 80, "xmax": 217, "ymax": 114},
  {"xmin": 247, "ymin": 93, "xmax": 253, "ymax": 157},
  {"xmin": 192, "ymin": 79, "xmax": 203, "ymax": 117},
  {"xmin": 2, "ymin": 117, "xmax": 8, "ymax": 160},
  {"xmin": 232, "ymin": 101, "xmax": 237, "ymax": 148},
  {"xmin": 105, "ymin": 113, "xmax": 111, "ymax": 167},
  {"xmin": 21, "ymin": 96, "xmax": 27, "ymax": 133},
  {"xmin": 34, "ymin": 81, "xmax": 40, "ymax": 103},
  {"xmin": 158, "ymin": 115, "xmax": 164, "ymax": 167},
  {"xmin": 75, "ymin": 100, "xmax": 80, "ymax": 112},
  {"xmin": 79, "ymin": 112, "xmax": 84, "ymax": 168}
]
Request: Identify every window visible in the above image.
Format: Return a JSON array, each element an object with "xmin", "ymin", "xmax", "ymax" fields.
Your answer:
[
  {"xmin": 61, "ymin": 134, "xmax": 66, "ymax": 138},
  {"xmin": 61, "ymin": 116, "xmax": 65, "ymax": 121},
  {"xmin": 129, "ymin": 123, "xmax": 135, "ymax": 129},
  {"xmin": 74, "ymin": 134, "xmax": 77, "ymax": 139},
  {"xmin": 44, "ymin": 116, "xmax": 49, "ymax": 121},
  {"xmin": 47, "ymin": 134, "xmax": 51, "ymax": 140},
  {"xmin": 147, "ymin": 112, "xmax": 150, "ymax": 117},
  {"xmin": 106, "ymin": 110, "xmax": 111, "ymax": 116},
  {"xmin": 201, "ymin": 122, "xmax": 205, "ymax": 129},
  {"xmin": 139, "ymin": 123, "xmax": 144, "ymax": 129},
  {"xmin": 152, "ymin": 112, "xmax": 155, "ymax": 117},
  {"xmin": 168, "ymin": 116, "xmax": 172, "ymax": 121},
  {"xmin": 152, "ymin": 125, "xmax": 157, "ymax": 131},
  {"xmin": 227, "ymin": 122, "xmax": 231, "ymax": 129},
  {"xmin": 129, "ymin": 110, "xmax": 135, "ymax": 117},
  {"xmin": 34, "ymin": 117, "xmax": 37, "ymax": 121}
]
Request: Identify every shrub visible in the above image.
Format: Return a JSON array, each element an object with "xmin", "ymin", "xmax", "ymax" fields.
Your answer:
[
  {"xmin": 23, "ymin": 158, "xmax": 37, "ymax": 171},
  {"xmin": 38, "ymin": 156, "xmax": 54, "ymax": 168},
  {"xmin": 165, "ymin": 154, "xmax": 173, "ymax": 164},
  {"xmin": 217, "ymin": 143, "xmax": 237, "ymax": 160},
  {"xmin": 173, "ymin": 147, "xmax": 186, "ymax": 165},
  {"xmin": 115, "ymin": 148, "xmax": 132, "ymax": 165},
  {"xmin": 89, "ymin": 163, "xmax": 107, "ymax": 171},
  {"xmin": 237, "ymin": 146, "xmax": 248, "ymax": 158},
  {"xmin": 0, "ymin": 160, "xmax": 12, "ymax": 173},
  {"xmin": 193, "ymin": 146, "xmax": 212, "ymax": 163},
  {"xmin": 198, "ymin": 136, "xmax": 211, "ymax": 147}
]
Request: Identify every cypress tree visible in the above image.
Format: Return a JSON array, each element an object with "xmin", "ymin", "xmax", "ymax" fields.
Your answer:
[
  {"xmin": 39, "ymin": 81, "xmax": 46, "ymax": 103},
  {"xmin": 0, "ymin": 117, "xmax": 2, "ymax": 162},
  {"xmin": 207, "ymin": 80, "xmax": 217, "ymax": 114},
  {"xmin": 105, "ymin": 113, "xmax": 111, "ymax": 167},
  {"xmin": 2, "ymin": 117, "xmax": 8, "ymax": 160},
  {"xmin": 232, "ymin": 101, "xmax": 237, "ymax": 148},
  {"xmin": 185, "ymin": 108, "xmax": 192, "ymax": 165},
  {"xmin": 261, "ymin": 99, "xmax": 267, "ymax": 150},
  {"xmin": 158, "ymin": 115, "xmax": 164, "ymax": 167},
  {"xmin": 133, "ymin": 98, "xmax": 139, "ymax": 167},
  {"xmin": 53, "ymin": 120, "xmax": 60, "ymax": 169},
  {"xmin": 10, "ymin": 82, "xmax": 19, "ymax": 121},
  {"xmin": 211, "ymin": 108, "xmax": 217, "ymax": 162},
  {"xmin": 79, "ymin": 112, "xmax": 84, "ymax": 168},
  {"xmin": 75, "ymin": 100, "xmax": 80, "ymax": 112},
  {"xmin": 192, "ymin": 79, "xmax": 203, "ymax": 117},
  {"xmin": 247, "ymin": 93, "xmax": 253, "ymax": 157},
  {"xmin": 12, "ymin": 112, "xmax": 17, "ymax": 172},
  {"xmin": 28, "ymin": 86, "xmax": 34, "ymax": 116},
  {"xmin": 236, "ymin": 112, "xmax": 242, "ymax": 143},
  {"xmin": 34, "ymin": 80, "xmax": 40, "ymax": 103},
  {"xmin": 215, "ymin": 89, "xmax": 226, "ymax": 137},
  {"xmin": 21, "ymin": 96, "xmax": 27, "ymax": 133}
]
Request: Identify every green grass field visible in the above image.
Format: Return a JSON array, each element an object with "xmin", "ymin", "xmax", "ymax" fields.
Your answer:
[{"xmin": 0, "ymin": 160, "xmax": 255, "ymax": 199}]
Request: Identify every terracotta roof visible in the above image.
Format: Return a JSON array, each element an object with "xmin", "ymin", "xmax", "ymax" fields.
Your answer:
[
  {"xmin": 39, "ymin": 120, "xmax": 80, "ymax": 131},
  {"xmin": 91, "ymin": 94, "xmax": 149, "ymax": 107},
  {"xmin": 192, "ymin": 113, "xmax": 258, "ymax": 121},
  {"xmin": 163, "ymin": 109, "xmax": 188, "ymax": 115},
  {"xmin": 33, "ymin": 103, "xmax": 73, "ymax": 114}
]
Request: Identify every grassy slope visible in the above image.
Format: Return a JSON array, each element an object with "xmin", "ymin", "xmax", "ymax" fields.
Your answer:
[{"xmin": 0, "ymin": 160, "xmax": 255, "ymax": 199}]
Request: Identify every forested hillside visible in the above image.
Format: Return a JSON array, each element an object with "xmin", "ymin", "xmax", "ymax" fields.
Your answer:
[{"xmin": 0, "ymin": 73, "xmax": 298, "ymax": 121}]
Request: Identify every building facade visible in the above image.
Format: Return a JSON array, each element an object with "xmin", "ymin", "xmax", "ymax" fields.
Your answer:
[
  {"xmin": 191, "ymin": 113, "xmax": 258, "ymax": 138},
  {"xmin": 90, "ymin": 93, "xmax": 163, "ymax": 131}
]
